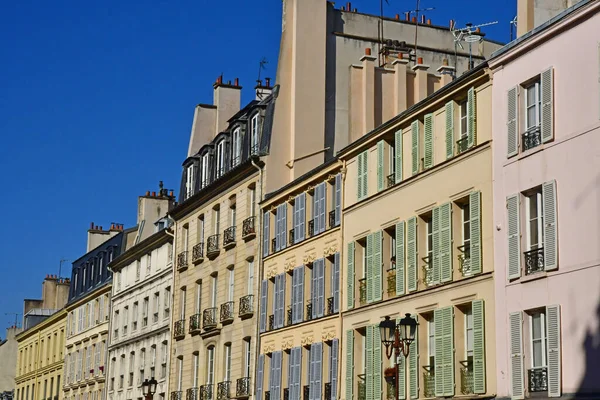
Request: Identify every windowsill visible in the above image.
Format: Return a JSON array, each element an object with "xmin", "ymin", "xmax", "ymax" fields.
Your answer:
[
  {"xmin": 505, "ymin": 141, "xmax": 547, "ymax": 165},
  {"xmin": 264, "ymin": 224, "xmax": 341, "ymax": 260},
  {"xmin": 519, "ymin": 271, "xmax": 548, "ymax": 283}
]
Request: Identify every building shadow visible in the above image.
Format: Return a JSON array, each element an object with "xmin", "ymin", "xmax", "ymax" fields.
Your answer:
[{"xmin": 574, "ymin": 293, "xmax": 600, "ymax": 398}]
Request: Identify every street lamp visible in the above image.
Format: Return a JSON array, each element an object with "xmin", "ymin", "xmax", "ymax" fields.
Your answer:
[
  {"xmin": 142, "ymin": 378, "xmax": 158, "ymax": 400},
  {"xmin": 379, "ymin": 313, "xmax": 418, "ymax": 400}
]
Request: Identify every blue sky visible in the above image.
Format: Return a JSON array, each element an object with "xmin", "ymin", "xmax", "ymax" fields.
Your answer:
[{"xmin": 0, "ymin": 0, "xmax": 515, "ymax": 332}]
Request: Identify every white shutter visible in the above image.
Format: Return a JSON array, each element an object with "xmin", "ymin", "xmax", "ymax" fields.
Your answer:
[
  {"xmin": 509, "ymin": 312, "xmax": 524, "ymax": 399},
  {"xmin": 546, "ymin": 305, "xmax": 561, "ymax": 397},
  {"xmin": 542, "ymin": 180, "xmax": 558, "ymax": 271},
  {"xmin": 507, "ymin": 195, "xmax": 521, "ymax": 280},
  {"xmin": 507, "ymin": 86, "xmax": 519, "ymax": 158},
  {"xmin": 540, "ymin": 67, "xmax": 554, "ymax": 143}
]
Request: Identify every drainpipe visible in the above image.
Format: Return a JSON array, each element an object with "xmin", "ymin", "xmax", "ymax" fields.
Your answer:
[
  {"xmin": 337, "ymin": 159, "xmax": 347, "ymax": 400},
  {"xmin": 164, "ymin": 220, "xmax": 177, "ymax": 396}
]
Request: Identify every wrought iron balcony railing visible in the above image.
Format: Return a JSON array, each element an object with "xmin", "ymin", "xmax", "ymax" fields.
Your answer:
[
  {"xmin": 171, "ymin": 391, "xmax": 183, "ymax": 400},
  {"xmin": 422, "ymin": 256, "xmax": 435, "ymax": 287},
  {"xmin": 308, "ymin": 220, "xmax": 315, "ymax": 237},
  {"xmin": 287, "ymin": 305, "xmax": 293, "ymax": 326},
  {"xmin": 239, "ymin": 294, "xmax": 253, "ymax": 317},
  {"xmin": 207, "ymin": 235, "xmax": 220, "ymax": 257},
  {"xmin": 173, "ymin": 319, "xmax": 185, "ymax": 339},
  {"xmin": 524, "ymin": 247, "xmax": 545, "ymax": 275},
  {"xmin": 203, "ymin": 308, "xmax": 217, "ymax": 330},
  {"xmin": 303, "ymin": 385, "xmax": 310, "ymax": 400},
  {"xmin": 387, "ymin": 269, "xmax": 396, "ymax": 296},
  {"xmin": 306, "ymin": 300, "xmax": 313, "ymax": 321},
  {"xmin": 264, "ymin": 391, "xmax": 270, "ymax": 400},
  {"xmin": 359, "ymin": 278, "xmax": 367, "ymax": 305},
  {"xmin": 235, "ymin": 377, "xmax": 250, "ymax": 398},
  {"xmin": 324, "ymin": 383, "xmax": 332, "ymax": 400},
  {"xmin": 423, "ymin": 367, "xmax": 435, "ymax": 398},
  {"xmin": 268, "ymin": 314, "xmax": 275, "ymax": 331},
  {"xmin": 457, "ymin": 136, "xmax": 469, "ymax": 154},
  {"xmin": 528, "ymin": 367, "xmax": 548, "ymax": 393},
  {"xmin": 186, "ymin": 387, "xmax": 199, "ymax": 400},
  {"xmin": 192, "ymin": 243, "xmax": 204, "ymax": 264},
  {"xmin": 200, "ymin": 384, "xmax": 213, "ymax": 400},
  {"xmin": 387, "ymin": 173, "xmax": 395, "ymax": 188},
  {"xmin": 271, "ymin": 238, "xmax": 277, "ymax": 254},
  {"xmin": 460, "ymin": 360, "xmax": 474, "ymax": 395},
  {"xmin": 283, "ymin": 388, "xmax": 289, "ymax": 400},
  {"xmin": 223, "ymin": 226, "xmax": 236, "ymax": 248},
  {"xmin": 220, "ymin": 301, "xmax": 234, "ymax": 323},
  {"xmin": 289, "ymin": 229, "xmax": 295, "ymax": 245},
  {"xmin": 329, "ymin": 210, "xmax": 337, "ymax": 229},
  {"xmin": 189, "ymin": 313, "xmax": 201, "ymax": 334},
  {"xmin": 458, "ymin": 243, "xmax": 471, "ymax": 277},
  {"xmin": 216, "ymin": 381, "xmax": 230, "ymax": 400},
  {"xmin": 177, "ymin": 251, "xmax": 188, "ymax": 272},
  {"xmin": 357, "ymin": 380, "xmax": 366, "ymax": 400},
  {"xmin": 241, "ymin": 216, "xmax": 256, "ymax": 239},
  {"xmin": 326, "ymin": 296, "xmax": 334, "ymax": 315},
  {"xmin": 522, "ymin": 126, "xmax": 542, "ymax": 151}
]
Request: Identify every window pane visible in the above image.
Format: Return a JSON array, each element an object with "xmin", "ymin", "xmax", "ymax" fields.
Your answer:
[
  {"xmin": 531, "ymin": 313, "xmax": 542, "ymax": 339},
  {"xmin": 532, "ymin": 340, "xmax": 543, "ymax": 367}
]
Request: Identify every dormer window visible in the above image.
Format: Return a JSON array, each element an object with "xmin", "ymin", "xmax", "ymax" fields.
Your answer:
[
  {"xmin": 201, "ymin": 153, "xmax": 210, "ymax": 188},
  {"xmin": 232, "ymin": 128, "xmax": 241, "ymax": 167},
  {"xmin": 185, "ymin": 164, "xmax": 195, "ymax": 200},
  {"xmin": 216, "ymin": 140, "xmax": 225, "ymax": 179},
  {"xmin": 250, "ymin": 114, "xmax": 259, "ymax": 155}
]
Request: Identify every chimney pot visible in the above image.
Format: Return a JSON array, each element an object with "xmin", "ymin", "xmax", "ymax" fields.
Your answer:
[
  {"xmin": 365, "ymin": 48, "xmax": 372, "ymax": 56},
  {"xmin": 341, "ymin": 5, "xmax": 345, "ymax": 10},
  {"xmin": 475, "ymin": 27, "xmax": 481, "ymax": 33},
  {"xmin": 217, "ymin": 75, "xmax": 223, "ymax": 85},
  {"xmin": 99, "ymin": 226, "xmax": 102, "ymax": 231},
  {"xmin": 346, "ymin": 2, "xmax": 351, "ymax": 11},
  {"xmin": 145, "ymin": 191, "xmax": 150, "ymax": 196},
  {"xmin": 265, "ymin": 77, "xmax": 271, "ymax": 87},
  {"xmin": 353, "ymin": 8, "xmax": 357, "ymax": 12},
  {"xmin": 418, "ymin": 57, "xmax": 423, "ymax": 64},
  {"xmin": 234, "ymin": 78, "xmax": 239, "ymax": 86},
  {"xmin": 169, "ymin": 190, "xmax": 174, "ymax": 197},
  {"xmin": 395, "ymin": 14, "xmax": 400, "ymax": 20},
  {"xmin": 427, "ymin": 19, "xmax": 431, "ymax": 25},
  {"xmin": 152, "ymin": 191, "xmax": 156, "ymax": 197},
  {"xmin": 450, "ymin": 19, "xmax": 455, "ymax": 29},
  {"xmin": 90, "ymin": 222, "xmax": 94, "ymax": 229},
  {"xmin": 411, "ymin": 16, "xmax": 417, "ymax": 23},
  {"xmin": 405, "ymin": 12, "xmax": 410, "ymax": 21}
]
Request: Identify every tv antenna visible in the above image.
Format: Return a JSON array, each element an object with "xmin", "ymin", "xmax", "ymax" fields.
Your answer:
[
  {"xmin": 404, "ymin": 0, "xmax": 435, "ymax": 65},
  {"xmin": 59, "ymin": 258, "xmax": 69, "ymax": 279},
  {"xmin": 5, "ymin": 313, "xmax": 21, "ymax": 328},
  {"xmin": 510, "ymin": 16, "xmax": 518, "ymax": 41},
  {"xmin": 452, "ymin": 20, "xmax": 498, "ymax": 71},
  {"xmin": 257, "ymin": 57, "xmax": 268, "ymax": 84}
]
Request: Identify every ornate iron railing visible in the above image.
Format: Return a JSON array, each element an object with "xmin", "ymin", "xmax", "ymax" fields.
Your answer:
[
  {"xmin": 264, "ymin": 391, "xmax": 270, "ymax": 400},
  {"xmin": 306, "ymin": 300, "xmax": 313, "ymax": 321},
  {"xmin": 239, "ymin": 294, "xmax": 253, "ymax": 317},
  {"xmin": 326, "ymin": 296, "xmax": 334, "ymax": 315},
  {"xmin": 171, "ymin": 391, "xmax": 183, "ymax": 400},
  {"xmin": 460, "ymin": 360, "xmax": 474, "ymax": 395},
  {"xmin": 528, "ymin": 367, "xmax": 548, "ymax": 392},
  {"xmin": 202, "ymin": 308, "xmax": 217, "ymax": 330},
  {"xmin": 458, "ymin": 243, "xmax": 471, "ymax": 276},
  {"xmin": 359, "ymin": 278, "xmax": 367, "ymax": 305},
  {"xmin": 308, "ymin": 220, "xmax": 315, "ymax": 237},
  {"xmin": 207, "ymin": 235, "xmax": 220, "ymax": 256},
  {"xmin": 287, "ymin": 305, "xmax": 293, "ymax": 326},
  {"xmin": 524, "ymin": 248, "xmax": 545, "ymax": 275},
  {"xmin": 329, "ymin": 210, "xmax": 337, "ymax": 228},
  {"xmin": 386, "ymin": 380, "xmax": 396, "ymax": 400},
  {"xmin": 457, "ymin": 136, "xmax": 469, "ymax": 154},
  {"xmin": 192, "ymin": 243, "xmax": 204, "ymax": 263},
  {"xmin": 422, "ymin": 256, "xmax": 435, "ymax": 287},
  {"xmin": 387, "ymin": 173, "xmax": 395, "ymax": 188},
  {"xmin": 189, "ymin": 313, "xmax": 201, "ymax": 333},
  {"xmin": 186, "ymin": 387, "xmax": 199, "ymax": 400},
  {"xmin": 242, "ymin": 216, "xmax": 256, "ymax": 239},
  {"xmin": 220, "ymin": 302, "xmax": 234, "ymax": 323},
  {"xmin": 223, "ymin": 226, "xmax": 236, "ymax": 247},
  {"xmin": 173, "ymin": 320, "xmax": 185, "ymax": 339},
  {"xmin": 268, "ymin": 314, "xmax": 275, "ymax": 331},
  {"xmin": 522, "ymin": 126, "xmax": 542, "ymax": 151},
  {"xmin": 357, "ymin": 380, "xmax": 366, "ymax": 400},
  {"xmin": 423, "ymin": 367, "xmax": 435, "ymax": 398},
  {"xmin": 303, "ymin": 385, "xmax": 310, "ymax": 400},
  {"xmin": 235, "ymin": 377, "xmax": 250, "ymax": 398},
  {"xmin": 216, "ymin": 381, "xmax": 230, "ymax": 400},
  {"xmin": 199, "ymin": 384, "xmax": 213, "ymax": 400},
  {"xmin": 324, "ymin": 383, "xmax": 332, "ymax": 400},
  {"xmin": 283, "ymin": 388, "xmax": 289, "ymax": 400},
  {"xmin": 289, "ymin": 229, "xmax": 295, "ymax": 245},
  {"xmin": 387, "ymin": 270, "xmax": 396, "ymax": 296},
  {"xmin": 177, "ymin": 251, "xmax": 188, "ymax": 271}
]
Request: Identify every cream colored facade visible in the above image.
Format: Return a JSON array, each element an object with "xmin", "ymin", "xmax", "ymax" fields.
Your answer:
[
  {"xmin": 257, "ymin": 161, "xmax": 343, "ymax": 400},
  {"xmin": 15, "ymin": 310, "xmax": 66, "ymax": 400},
  {"xmin": 339, "ymin": 65, "xmax": 497, "ymax": 400}
]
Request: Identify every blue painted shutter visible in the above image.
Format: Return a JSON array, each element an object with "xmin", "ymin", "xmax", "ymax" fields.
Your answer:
[
  {"xmin": 275, "ymin": 206, "xmax": 281, "ymax": 252},
  {"xmin": 263, "ymin": 211, "xmax": 270, "ymax": 257},
  {"xmin": 333, "ymin": 253, "xmax": 340, "ymax": 312},
  {"xmin": 293, "ymin": 196, "xmax": 299, "ymax": 243},
  {"xmin": 313, "ymin": 186, "xmax": 320, "ymax": 233},
  {"xmin": 295, "ymin": 193, "xmax": 306, "ymax": 243},
  {"xmin": 278, "ymin": 274, "xmax": 286, "ymax": 328},
  {"xmin": 256, "ymin": 354, "xmax": 264, "ymax": 400},
  {"xmin": 259, "ymin": 280, "xmax": 267, "ymax": 333},
  {"xmin": 294, "ymin": 267, "xmax": 304, "ymax": 324},
  {"xmin": 291, "ymin": 347, "xmax": 302, "ymax": 400},
  {"xmin": 331, "ymin": 339, "xmax": 339, "ymax": 400},
  {"xmin": 334, "ymin": 174, "xmax": 341, "ymax": 226}
]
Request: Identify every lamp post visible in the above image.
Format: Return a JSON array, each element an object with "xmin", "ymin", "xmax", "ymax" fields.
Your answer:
[
  {"xmin": 142, "ymin": 378, "xmax": 158, "ymax": 400},
  {"xmin": 379, "ymin": 313, "xmax": 418, "ymax": 400}
]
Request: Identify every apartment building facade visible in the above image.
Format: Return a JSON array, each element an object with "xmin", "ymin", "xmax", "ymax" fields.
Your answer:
[
  {"xmin": 256, "ymin": 160, "xmax": 343, "ymax": 400},
  {"xmin": 489, "ymin": 1, "xmax": 600, "ymax": 398},
  {"xmin": 168, "ymin": 79, "xmax": 275, "ymax": 400},
  {"xmin": 338, "ymin": 62, "xmax": 497, "ymax": 400},
  {"xmin": 107, "ymin": 228, "xmax": 174, "ymax": 400}
]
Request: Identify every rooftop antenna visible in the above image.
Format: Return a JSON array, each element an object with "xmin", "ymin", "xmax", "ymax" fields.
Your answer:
[
  {"xmin": 452, "ymin": 20, "xmax": 498, "ymax": 72},
  {"xmin": 510, "ymin": 15, "xmax": 518, "ymax": 41},
  {"xmin": 404, "ymin": 0, "xmax": 435, "ymax": 65},
  {"xmin": 377, "ymin": 0, "xmax": 390, "ymax": 66},
  {"xmin": 257, "ymin": 57, "xmax": 268, "ymax": 84},
  {"xmin": 5, "ymin": 313, "xmax": 21, "ymax": 328},
  {"xmin": 59, "ymin": 258, "xmax": 69, "ymax": 279}
]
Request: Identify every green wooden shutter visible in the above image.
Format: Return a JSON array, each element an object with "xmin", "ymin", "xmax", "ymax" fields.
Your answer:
[
  {"xmin": 346, "ymin": 330, "xmax": 354, "ymax": 400},
  {"xmin": 411, "ymin": 121, "xmax": 419, "ymax": 175},
  {"xmin": 423, "ymin": 113, "xmax": 434, "ymax": 169},
  {"xmin": 361, "ymin": 151, "xmax": 369, "ymax": 199},
  {"xmin": 507, "ymin": 87, "xmax": 518, "ymax": 158},
  {"xmin": 366, "ymin": 234, "xmax": 374, "ymax": 303},
  {"xmin": 373, "ymin": 325, "xmax": 382, "ymax": 400},
  {"xmin": 395, "ymin": 130, "xmax": 403, "ymax": 183},
  {"xmin": 347, "ymin": 242, "xmax": 355, "ymax": 310},
  {"xmin": 434, "ymin": 309, "xmax": 445, "ymax": 397},
  {"xmin": 546, "ymin": 305, "xmax": 561, "ymax": 397},
  {"xmin": 472, "ymin": 299, "xmax": 486, "ymax": 394},
  {"xmin": 357, "ymin": 153, "xmax": 364, "ymax": 201},
  {"xmin": 540, "ymin": 67, "xmax": 554, "ymax": 143},
  {"xmin": 469, "ymin": 191, "xmax": 482, "ymax": 275},
  {"xmin": 431, "ymin": 207, "xmax": 441, "ymax": 285},
  {"xmin": 509, "ymin": 312, "xmax": 524, "ymax": 399},
  {"xmin": 542, "ymin": 180, "xmax": 558, "ymax": 271},
  {"xmin": 442, "ymin": 307, "xmax": 455, "ymax": 396},
  {"xmin": 377, "ymin": 141, "xmax": 385, "ymax": 192},
  {"xmin": 507, "ymin": 195, "xmax": 521, "ymax": 280},
  {"xmin": 396, "ymin": 221, "xmax": 405, "ymax": 295},
  {"xmin": 445, "ymin": 101, "xmax": 454, "ymax": 159},
  {"xmin": 408, "ymin": 315, "xmax": 419, "ymax": 399},
  {"xmin": 467, "ymin": 87, "xmax": 477, "ymax": 148},
  {"xmin": 407, "ymin": 217, "xmax": 418, "ymax": 292},
  {"xmin": 439, "ymin": 202, "xmax": 453, "ymax": 283},
  {"xmin": 366, "ymin": 326, "xmax": 374, "ymax": 400},
  {"xmin": 397, "ymin": 317, "xmax": 406, "ymax": 399},
  {"xmin": 373, "ymin": 231, "xmax": 383, "ymax": 302}
]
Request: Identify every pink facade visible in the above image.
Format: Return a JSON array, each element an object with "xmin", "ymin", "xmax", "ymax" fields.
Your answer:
[{"xmin": 490, "ymin": 2, "xmax": 600, "ymax": 399}]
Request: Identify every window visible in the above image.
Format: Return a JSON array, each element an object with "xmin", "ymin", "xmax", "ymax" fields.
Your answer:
[
  {"xmin": 176, "ymin": 357, "xmax": 183, "ymax": 391},
  {"xmin": 122, "ymin": 306, "xmax": 128, "ymax": 335},
  {"xmin": 195, "ymin": 281, "xmax": 202, "ymax": 314},
  {"xmin": 161, "ymin": 342, "xmax": 168, "ymax": 379},
  {"xmin": 247, "ymin": 259, "xmax": 254, "ymax": 295},
  {"xmin": 224, "ymin": 343, "xmax": 232, "ymax": 381},
  {"xmin": 150, "ymin": 345, "xmax": 156, "ymax": 378},
  {"xmin": 243, "ymin": 338, "xmax": 251, "ymax": 378},
  {"xmin": 128, "ymin": 353, "xmax": 135, "ymax": 386},
  {"xmin": 142, "ymin": 297, "xmax": 149, "ymax": 327},
  {"xmin": 230, "ymin": 202, "xmax": 236, "ymax": 228},
  {"xmin": 232, "ymin": 128, "xmax": 241, "ymax": 167},
  {"xmin": 153, "ymin": 292, "xmax": 160, "ymax": 323},
  {"xmin": 426, "ymin": 218, "xmax": 434, "ymax": 263},
  {"xmin": 530, "ymin": 310, "xmax": 547, "ymax": 368},
  {"xmin": 216, "ymin": 140, "xmax": 225, "ymax": 178},
  {"xmin": 228, "ymin": 268, "xmax": 235, "ymax": 302},
  {"xmin": 132, "ymin": 302, "xmax": 138, "ymax": 331},
  {"xmin": 119, "ymin": 355, "xmax": 125, "ymax": 388},
  {"xmin": 193, "ymin": 353, "xmax": 199, "ymax": 387},
  {"xmin": 183, "ymin": 225, "xmax": 189, "ymax": 253},
  {"xmin": 460, "ymin": 100, "xmax": 468, "ymax": 139},
  {"xmin": 213, "ymin": 207, "xmax": 220, "ymax": 235},
  {"xmin": 525, "ymin": 81, "xmax": 541, "ymax": 131},
  {"xmin": 198, "ymin": 215, "xmax": 205, "ymax": 243},
  {"xmin": 206, "ymin": 346, "xmax": 215, "ymax": 384},
  {"xmin": 526, "ymin": 190, "xmax": 544, "ymax": 251},
  {"xmin": 147, "ymin": 253, "xmax": 152, "ymax": 275},
  {"xmin": 164, "ymin": 287, "xmax": 171, "ymax": 318},
  {"xmin": 465, "ymin": 307, "xmax": 474, "ymax": 364},
  {"xmin": 428, "ymin": 318, "xmax": 435, "ymax": 368},
  {"xmin": 211, "ymin": 276, "xmax": 218, "ymax": 308},
  {"xmin": 179, "ymin": 288, "xmax": 186, "ymax": 320},
  {"xmin": 113, "ymin": 310, "xmax": 119, "ymax": 338},
  {"xmin": 201, "ymin": 154, "xmax": 210, "ymax": 188},
  {"xmin": 250, "ymin": 115, "xmax": 259, "ymax": 154},
  {"xmin": 139, "ymin": 349, "xmax": 145, "ymax": 384},
  {"xmin": 249, "ymin": 186, "xmax": 256, "ymax": 217},
  {"xmin": 186, "ymin": 164, "xmax": 195, "ymax": 199},
  {"xmin": 136, "ymin": 260, "xmax": 141, "ymax": 280}
]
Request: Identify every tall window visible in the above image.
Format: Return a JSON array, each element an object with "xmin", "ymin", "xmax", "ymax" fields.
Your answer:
[
  {"xmin": 427, "ymin": 219, "xmax": 434, "ymax": 262},
  {"xmin": 161, "ymin": 342, "xmax": 168, "ymax": 379},
  {"xmin": 153, "ymin": 292, "xmax": 160, "ymax": 323},
  {"xmin": 139, "ymin": 349, "xmax": 145, "ymax": 384},
  {"xmin": 216, "ymin": 140, "xmax": 225, "ymax": 178},
  {"xmin": 465, "ymin": 307, "xmax": 474, "ymax": 366},
  {"xmin": 230, "ymin": 203, "xmax": 236, "ymax": 229},
  {"xmin": 183, "ymin": 225, "xmax": 189, "ymax": 253},
  {"xmin": 143, "ymin": 297, "xmax": 149, "ymax": 327},
  {"xmin": 247, "ymin": 260, "xmax": 254, "ymax": 295},
  {"xmin": 136, "ymin": 260, "xmax": 141, "ymax": 280},
  {"xmin": 206, "ymin": 347, "xmax": 215, "ymax": 384},
  {"xmin": 195, "ymin": 281, "xmax": 202, "ymax": 314},
  {"xmin": 243, "ymin": 338, "xmax": 251, "ymax": 378},
  {"xmin": 462, "ymin": 204, "xmax": 471, "ymax": 249},
  {"xmin": 249, "ymin": 186, "xmax": 256, "ymax": 217},
  {"xmin": 232, "ymin": 128, "xmax": 241, "ymax": 167},
  {"xmin": 201, "ymin": 154, "xmax": 210, "ymax": 188},
  {"xmin": 530, "ymin": 311, "xmax": 547, "ymax": 368},
  {"xmin": 525, "ymin": 81, "xmax": 541, "ymax": 130},
  {"xmin": 428, "ymin": 318, "xmax": 435, "ymax": 368},
  {"xmin": 176, "ymin": 357, "xmax": 183, "ymax": 391},
  {"xmin": 164, "ymin": 287, "xmax": 171, "ymax": 319},
  {"xmin": 193, "ymin": 353, "xmax": 199, "ymax": 387},
  {"xmin": 132, "ymin": 302, "xmax": 138, "ymax": 331},
  {"xmin": 224, "ymin": 343, "xmax": 232, "ymax": 381},
  {"xmin": 250, "ymin": 114, "xmax": 259, "ymax": 154},
  {"xmin": 460, "ymin": 100, "xmax": 468, "ymax": 139},
  {"xmin": 122, "ymin": 306, "xmax": 128, "ymax": 335},
  {"xmin": 526, "ymin": 191, "xmax": 544, "ymax": 251},
  {"xmin": 146, "ymin": 253, "xmax": 152, "ymax": 275},
  {"xmin": 213, "ymin": 208, "xmax": 220, "ymax": 235},
  {"xmin": 179, "ymin": 288, "xmax": 187, "ymax": 320},
  {"xmin": 211, "ymin": 276, "xmax": 218, "ymax": 308},
  {"xmin": 186, "ymin": 164, "xmax": 195, "ymax": 199},
  {"xmin": 150, "ymin": 345, "xmax": 156, "ymax": 378},
  {"xmin": 388, "ymin": 141, "xmax": 396, "ymax": 176},
  {"xmin": 198, "ymin": 215, "xmax": 205, "ymax": 243},
  {"xmin": 128, "ymin": 353, "xmax": 134, "ymax": 386},
  {"xmin": 228, "ymin": 269, "xmax": 235, "ymax": 302}
]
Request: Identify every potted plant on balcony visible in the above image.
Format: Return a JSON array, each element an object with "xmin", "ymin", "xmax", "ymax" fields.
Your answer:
[{"xmin": 384, "ymin": 366, "xmax": 396, "ymax": 384}]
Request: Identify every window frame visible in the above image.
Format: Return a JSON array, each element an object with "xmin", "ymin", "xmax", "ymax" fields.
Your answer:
[
  {"xmin": 525, "ymin": 191, "xmax": 544, "ymax": 251},
  {"xmin": 216, "ymin": 140, "xmax": 225, "ymax": 178},
  {"xmin": 529, "ymin": 310, "xmax": 548, "ymax": 368},
  {"xmin": 250, "ymin": 114, "xmax": 259, "ymax": 154},
  {"xmin": 232, "ymin": 127, "xmax": 241, "ymax": 167},
  {"xmin": 524, "ymin": 81, "xmax": 542, "ymax": 131}
]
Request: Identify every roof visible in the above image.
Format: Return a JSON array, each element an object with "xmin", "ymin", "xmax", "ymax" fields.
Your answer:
[{"xmin": 108, "ymin": 228, "xmax": 171, "ymax": 272}]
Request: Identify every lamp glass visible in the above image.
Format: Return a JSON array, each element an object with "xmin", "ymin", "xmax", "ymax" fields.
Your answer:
[
  {"xmin": 378, "ymin": 316, "xmax": 395, "ymax": 346},
  {"xmin": 149, "ymin": 378, "xmax": 158, "ymax": 395},
  {"xmin": 398, "ymin": 313, "xmax": 417, "ymax": 343}
]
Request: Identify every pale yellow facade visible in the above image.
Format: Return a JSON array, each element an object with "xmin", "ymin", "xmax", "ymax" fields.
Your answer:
[{"xmin": 15, "ymin": 310, "xmax": 67, "ymax": 400}]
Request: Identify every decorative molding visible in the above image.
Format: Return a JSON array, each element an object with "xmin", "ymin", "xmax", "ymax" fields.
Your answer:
[
  {"xmin": 284, "ymin": 261, "xmax": 296, "ymax": 273},
  {"xmin": 323, "ymin": 245, "xmax": 338, "ymax": 257},
  {"xmin": 282, "ymin": 339, "xmax": 295, "ymax": 350},
  {"xmin": 266, "ymin": 267, "xmax": 278, "ymax": 279},
  {"xmin": 321, "ymin": 330, "xmax": 336, "ymax": 342},
  {"xmin": 263, "ymin": 343, "xmax": 276, "ymax": 354},
  {"xmin": 301, "ymin": 335, "xmax": 314, "ymax": 346},
  {"xmin": 303, "ymin": 253, "xmax": 316, "ymax": 265}
]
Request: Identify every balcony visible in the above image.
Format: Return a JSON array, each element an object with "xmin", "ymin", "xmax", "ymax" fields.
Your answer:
[
  {"xmin": 423, "ymin": 367, "xmax": 435, "ymax": 398},
  {"xmin": 306, "ymin": 300, "xmax": 313, "ymax": 321},
  {"xmin": 359, "ymin": 278, "xmax": 367, "ymax": 306},
  {"xmin": 268, "ymin": 314, "xmax": 275, "ymax": 331},
  {"xmin": 239, "ymin": 294, "xmax": 253, "ymax": 318},
  {"xmin": 283, "ymin": 388, "xmax": 289, "ymax": 400},
  {"xmin": 223, "ymin": 226, "xmax": 236, "ymax": 249},
  {"xmin": 216, "ymin": 381, "xmax": 230, "ymax": 400},
  {"xmin": 324, "ymin": 383, "xmax": 332, "ymax": 400},
  {"xmin": 207, "ymin": 235, "xmax": 220, "ymax": 258},
  {"xmin": 286, "ymin": 305, "xmax": 293, "ymax": 326},
  {"xmin": 524, "ymin": 248, "xmax": 545, "ymax": 275},
  {"xmin": 422, "ymin": 256, "xmax": 435, "ymax": 288},
  {"xmin": 192, "ymin": 243, "xmax": 204, "ymax": 264},
  {"xmin": 386, "ymin": 173, "xmax": 395, "ymax": 188},
  {"xmin": 200, "ymin": 384, "xmax": 213, "ymax": 400},
  {"xmin": 189, "ymin": 313, "xmax": 201, "ymax": 334},
  {"xmin": 186, "ymin": 387, "xmax": 199, "ymax": 400},
  {"xmin": 308, "ymin": 220, "xmax": 315, "ymax": 237},
  {"xmin": 289, "ymin": 229, "xmax": 295, "ymax": 246},
  {"xmin": 235, "ymin": 377, "xmax": 251, "ymax": 398},
  {"xmin": 177, "ymin": 251, "xmax": 188, "ymax": 272},
  {"xmin": 460, "ymin": 360, "xmax": 474, "ymax": 395},
  {"xmin": 326, "ymin": 296, "xmax": 334, "ymax": 315},
  {"xmin": 203, "ymin": 308, "xmax": 217, "ymax": 330},
  {"xmin": 357, "ymin": 379, "xmax": 366, "ymax": 400},
  {"xmin": 457, "ymin": 136, "xmax": 469, "ymax": 154},
  {"xmin": 220, "ymin": 301, "xmax": 234, "ymax": 324},
  {"xmin": 522, "ymin": 125, "xmax": 542, "ymax": 151},
  {"xmin": 458, "ymin": 243, "xmax": 471, "ymax": 277},
  {"xmin": 387, "ymin": 268, "xmax": 396, "ymax": 296},
  {"xmin": 171, "ymin": 392, "xmax": 183, "ymax": 400},
  {"xmin": 241, "ymin": 216, "xmax": 256, "ymax": 240},
  {"xmin": 264, "ymin": 391, "xmax": 270, "ymax": 400},
  {"xmin": 303, "ymin": 385, "xmax": 310, "ymax": 400},
  {"xmin": 329, "ymin": 210, "xmax": 337, "ymax": 228},
  {"xmin": 173, "ymin": 319, "xmax": 185, "ymax": 340},
  {"xmin": 528, "ymin": 367, "xmax": 548, "ymax": 393}
]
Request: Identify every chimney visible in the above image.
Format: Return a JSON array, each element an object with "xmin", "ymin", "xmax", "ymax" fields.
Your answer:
[
  {"xmin": 393, "ymin": 57, "xmax": 410, "ymax": 114},
  {"xmin": 213, "ymin": 75, "xmax": 241, "ymax": 136},
  {"xmin": 437, "ymin": 58, "xmax": 455, "ymax": 86},
  {"xmin": 137, "ymin": 182, "xmax": 176, "ymax": 242},
  {"xmin": 516, "ymin": 0, "xmax": 575, "ymax": 38},
  {"xmin": 412, "ymin": 57, "xmax": 430, "ymax": 103},
  {"xmin": 255, "ymin": 78, "xmax": 273, "ymax": 101},
  {"xmin": 360, "ymin": 48, "xmax": 377, "ymax": 133}
]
